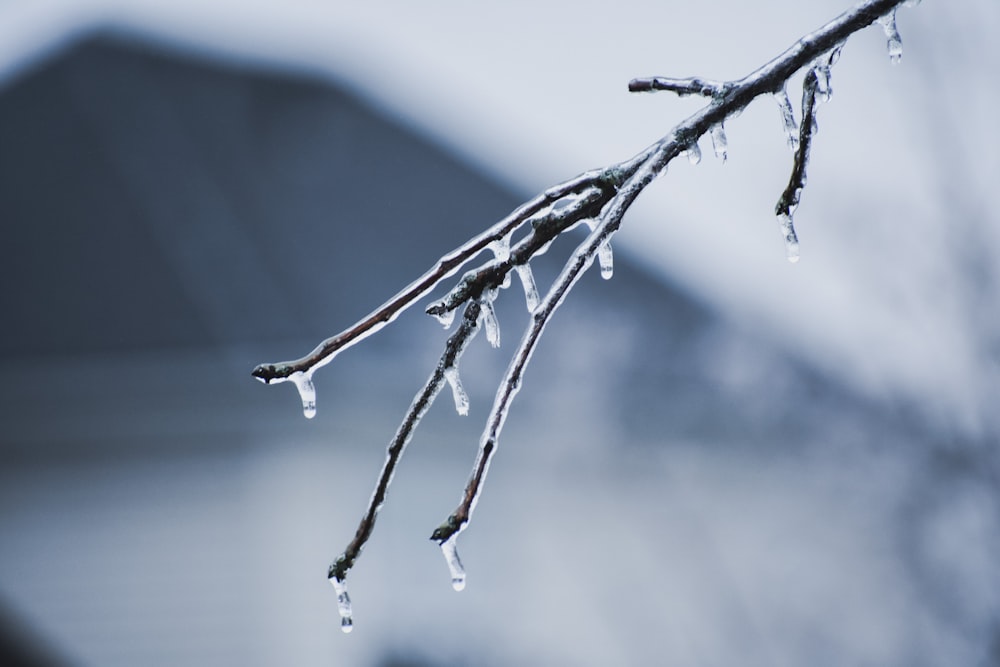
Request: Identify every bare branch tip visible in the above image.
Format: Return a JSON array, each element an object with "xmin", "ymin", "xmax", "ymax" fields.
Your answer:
[
  {"xmin": 430, "ymin": 515, "xmax": 461, "ymax": 545},
  {"xmin": 628, "ymin": 76, "xmax": 726, "ymax": 98},
  {"xmin": 251, "ymin": 363, "xmax": 287, "ymax": 384}
]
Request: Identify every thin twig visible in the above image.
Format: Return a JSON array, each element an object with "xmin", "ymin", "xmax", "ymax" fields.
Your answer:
[
  {"xmin": 628, "ymin": 76, "xmax": 728, "ymax": 97},
  {"xmin": 777, "ymin": 71, "xmax": 821, "ymax": 218},
  {"xmin": 328, "ymin": 301, "xmax": 483, "ymax": 583},
  {"xmin": 774, "ymin": 70, "xmax": 821, "ymax": 259}
]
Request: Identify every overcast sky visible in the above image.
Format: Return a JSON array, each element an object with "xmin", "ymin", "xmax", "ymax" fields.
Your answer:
[{"xmin": 1, "ymin": 0, "xmax": 997, "ymax": 435}]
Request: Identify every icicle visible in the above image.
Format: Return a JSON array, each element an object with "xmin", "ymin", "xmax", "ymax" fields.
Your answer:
[
  {"xmin": 329, "ymin": 577, "xmax": 354, "ymax": 633},
  {"xmin": 289, "ymin": 370, "xmax": 317, "ymax": 419},
  {"xmin": 489, "ymin": 236, "xmax": 513, "ymax": 289},
  {"xmin": 432, "ymin": 308, "xmax": 456, "ymax": 329},
  {"xmin": 828, "ymin": 43, "xmax": 844, "ymax": 68},
  {"xmin": 773, "ymin": 87, "xmax": 799, "ymax": 151},
  {"xmin": 683, "ymin": 140, "xmax": 702, "ymax": 165},
  {"xmin": 582, "ymin": 219, "xmax": 614, "ymax": 279},
  {"xmin": 443, "ymin": 367, "xmax": 470, "ymax": 416},
  {"xmin": 878, "ymin": 9, "xmax": 903, "ymax": 64},
  {"xmin": 777, "ymin": 212, "xmax": 800, "ymax": 263},
  {"xmin": 598, "ymin": 242, "xmax": 614, "ymax": 280},
  {"xmin": 810, "ymin": 43, "xmax": 839, "ymax": 124},
  {"xmin": 813, "ymin": 63, "xmax": 832, "ymax": 103},
  {"xmin": 811, "ymin": 43, "xmax": 843, "ymax": 104},
  {"xmin": 709, "ymin": 122, "xmax": 728, "ymax": 162},
  {"xmin": 480, "ymin": 292, "xmax": 500, "ymax": 348},
  {"xmin": 514, "ymin": 264, "xmax": 540, "ymax": 313},
  {"xmin": 439, "ymin": 536, "xmax": 466, "ymax": 592}
]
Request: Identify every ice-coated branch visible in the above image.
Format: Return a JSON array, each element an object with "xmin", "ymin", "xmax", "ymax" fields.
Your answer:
[
  {"xmin": 430, "ymin": 147, "xmax": 672, "ymax": 548},
  {"xmin": 251, "ymin": 0, "xmax": 922, "ymax": 630},
  {"xmin": 628, "ymin": 76, "xmax": 728, "ymax": 97},
  {"xmin": 424, "ymin": 183, "xmax": 613, "ymax": 319},
  {"xmin": 249, "ymin": 166, "xmax": 631, "ymax": 390},
  {"xmin": 774, "ymin": 70, "xmax": 820, "ymax": 263},
  {"xmin": 327, "ymin": 302, "xmax": 482, "ymax": 591}
]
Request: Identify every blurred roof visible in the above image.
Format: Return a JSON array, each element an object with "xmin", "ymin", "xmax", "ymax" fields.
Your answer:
[{"xmin": 1, "ymin": 1, "xmax": 998, "ymax": 434}]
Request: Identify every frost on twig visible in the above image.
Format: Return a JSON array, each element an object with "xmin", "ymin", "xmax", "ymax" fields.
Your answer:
[
  {"xmin": 774, "ymin": 85, "xmax": 800, "ymax": 152},
  {"xmin": 325, "ymin": 301, "xmax": 483, "ymax": 629},
  {"xmin": 774, "ymin": 43, "xmax": 843, "ymax": 263},
  {"xmin": 628, "ymin": 76, "xmax": 728, "ymax": 98},
  {"xmin": 878, "ymin": 8, "xmax": 904, "ymax": 64},
  {"xmin": 774, "ymin": 71, "xmax": 818, "ymax": 263},
  {"xmin": 250, "ymin": 0, "xmax": 923, "ymax": 630}
]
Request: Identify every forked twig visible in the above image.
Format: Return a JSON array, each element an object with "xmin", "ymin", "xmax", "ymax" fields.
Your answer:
[{"xmin": 251, "ymin": 0, "xmax": 921, "ymax": 631}]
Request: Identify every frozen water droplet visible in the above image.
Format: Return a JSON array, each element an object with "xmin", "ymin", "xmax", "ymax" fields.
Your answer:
[
  {"xmin": 480, "ymin": 293, "xmax": 500, "ymax": 348},
  {"xmin": 813, "ymin": 63, "xmax": 832, "ymax": 103},
  {"xmin": 443, "ymin": 367, "xmax": 470, "ymax": 416},
  {"xmin": 439, "ymin": 536, "xmax": 466, "ymax": 592},
  {"xmin": 773, "ymin": 87, "xmax": 799, "ymax": 151},
  {"xmin": 329, "ymin": 577, "xmax": 354, "ymax": 633},
  {"xmin": 903, "ymin": 0, "xmax": 921, "ymax": 7},
  {"xmin": 432, "ymin": 308, "xmax": 456, "ymax": 329},
  {"xmin": 514, "ymin": 264, "xmax": 540, "ymax": 313},
  {"xmin": 598, "ymin": 242, "xmax": 614, "ymax": 280},
  {"xmin": 683, "ymin": 141, "xmax": 702, "ymax": 165},
  {"xmin": 878, "ymin": 9, "xmax": 903, "ymax": 64},
  {"xmin": 290, "ymin": 371, "xmax": 316, "ymax": 419},
  {"xmin": 489, "ymin": 237, "xmax": 513, "ymax": 290},
  {"xmin": 582, "ymin": 219, "xmax": 614, "ymax": 280},
  {"xmin": 777, "ymin": 213, "xmax": 800, "ymax": 263},
  {"xmin": 488, "ymin": 236, "xmax": 511, "ymax": 263},
  {"xmin": 828, "ymin": 43, "xmax": 843, "ymax": 67},
  {"xmin": 709, "ymin": 122, "xmax": 728, "ymax": 161}
]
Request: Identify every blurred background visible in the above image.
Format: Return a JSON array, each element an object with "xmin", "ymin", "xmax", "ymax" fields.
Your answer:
[{"xmin": 0, "ymin": 1, "xmax": 998, "ymax": 665}]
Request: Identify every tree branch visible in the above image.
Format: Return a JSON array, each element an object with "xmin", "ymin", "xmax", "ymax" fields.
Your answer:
[
  {"xmin": 430, "ymin": 148, "xmax": 669, "ymax": 546},
  {"xmin": 250, "ymin": 0, "xmax": 921, "ymax": 630},
  {"xmin": 249, "ymin": 163, "xmax": 640, "ymax": 387},
  {"xmin": 628, "ymin": 76, "xmax": 727, "ymax": 97},
  {"xmin": 775, "ymin": 70, "xmax": 819, "ymax": 262}
]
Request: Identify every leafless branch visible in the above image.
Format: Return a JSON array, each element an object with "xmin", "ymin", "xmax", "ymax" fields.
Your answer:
[
  {"xmin": 251, "ymin": 0, "xmax": 921, "ymax": 630},
  {"xmin": 327, "ymin": 302, "xmax": 482, "ymax": 582},
  {"xmin": 776, "ymin": 73, "xmax": 819, "ymax": 261},
  {"xmin": 628, "ymin": 76, "xmax": 727, "ymax": 97}
]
